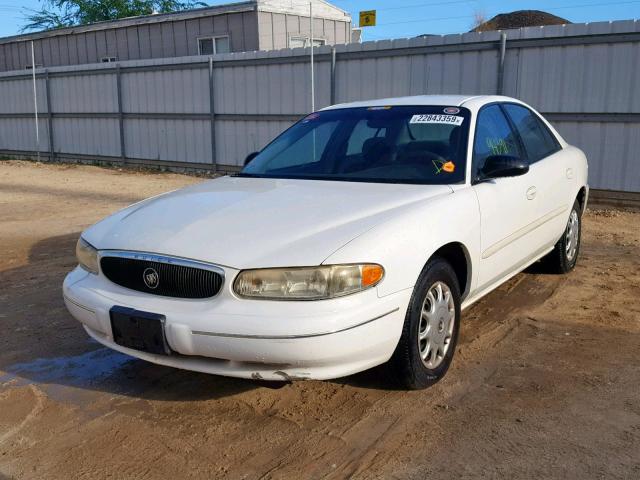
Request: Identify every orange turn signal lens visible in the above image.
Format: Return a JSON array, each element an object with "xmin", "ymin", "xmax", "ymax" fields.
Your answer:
[{"xmin": 362, "ymin": 264, "xmax": 384, "ymax": 287}]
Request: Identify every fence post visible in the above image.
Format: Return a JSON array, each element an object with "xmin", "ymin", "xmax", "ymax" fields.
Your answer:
[
  {"xmin": 44, "ymin": 69, "xmax": 55, "ymax": 162},
  {"xmin": 116, "ymin": 64, "xmax": 126, "ymax": 164},
  {"xmin": 330, "ymin": 46, "xmax": 337, "ymax": 105},
  {"xmin": 209, "ymin": 57, "xmax": 217, "ymax": 172},
  {"xmin": 497, "ymin": 33, "xmax": 507, "ymax": 95}
]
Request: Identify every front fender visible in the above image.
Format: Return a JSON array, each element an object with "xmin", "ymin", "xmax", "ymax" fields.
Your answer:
[{"xmin": 323, "ymin": 187, "xmax": 481, "ymax": 298}]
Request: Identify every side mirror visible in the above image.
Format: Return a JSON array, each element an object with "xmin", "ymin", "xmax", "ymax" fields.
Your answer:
[
  {"xmin": 480, "ymin": 155, "xmax": 528, "ymax": 179},
  {"xmin": 244, "ymin": 151, "xmax": 259, "ymax": 166}
]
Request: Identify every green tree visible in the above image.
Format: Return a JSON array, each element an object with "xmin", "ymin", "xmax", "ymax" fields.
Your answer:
[{"xmin": 23, "ymin": 0, "xmax": 207, "ymax": 32}]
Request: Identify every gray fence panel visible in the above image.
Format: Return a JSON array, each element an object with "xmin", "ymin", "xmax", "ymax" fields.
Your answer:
[
  {"xmin": 213, "ymin": 50, "xmax": 331, "ymax": 115},
  {"xmin": 336, "ymin": 51, "xmax": 498, "ymax": 102},
  {"xmin": 0, "ymin": 77, "xmax": 46, "ymax": 114},
  {"xmin": 0, "ymin": 20, "xmax": 639, "ymax": 192},
  {"xmin": 517, "ymin": 44, "xmax": 614, "ymax": 113},
  {"xmin": 121, "ymin": 68, "xmax": 209, "ymax": 113},
  {"xmin": 124, "ymin": 118, "xmax": 211, "ymax": 163},
  {"xmin": 554, "ymin": 121, "xmax": 640, "ymax": 193},
  {"xmin": 53, "ymin": 117, "xmax": 119, "ymax": 156},
  {"xmin": 49, "ymin": 73, "xmax": 117, "ymax": 113},
  {"xmin": 0, "ymin": 118, "xmax": 49, "ymax": 151}
]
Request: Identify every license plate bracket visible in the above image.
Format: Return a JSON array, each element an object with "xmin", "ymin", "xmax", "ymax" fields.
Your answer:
[{"xmin": 110, "ymin": 306, "xmax": 171, "ymax": 355}]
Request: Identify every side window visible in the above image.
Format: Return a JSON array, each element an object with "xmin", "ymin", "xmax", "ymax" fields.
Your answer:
[
  {"xmin": 289, "ymin": 36, "xmax": 326, "ymax": 48},
  {"xmin": 198, "ymin": 36, "xmax": 230, "ymax": 55},
  {"xmin": 473, "ymin": 105, "xmax": 522, "ymax": 178},
  {"xmin": 503, "ymin": 104, "xmax": 560, "ymax": 163}
]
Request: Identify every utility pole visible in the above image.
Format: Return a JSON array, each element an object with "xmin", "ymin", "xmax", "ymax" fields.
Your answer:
[
  {"xmin": 30, "ymin": 41, "xmax": 40, "ymax": 162},
  {"xmin": 310, "ymin": 1, "xmax": 315, "ymax": 112}
]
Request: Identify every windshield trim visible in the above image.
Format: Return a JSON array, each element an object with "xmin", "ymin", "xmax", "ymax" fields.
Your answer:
[{"xmin": 232, "ymin": 172, "xmax": 460, "ymax": 186}]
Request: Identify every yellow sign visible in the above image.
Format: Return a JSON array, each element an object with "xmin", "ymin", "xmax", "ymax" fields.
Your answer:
[{"xmin": 359, "ymin": 10, "xmax": 376, "ymax": 27}]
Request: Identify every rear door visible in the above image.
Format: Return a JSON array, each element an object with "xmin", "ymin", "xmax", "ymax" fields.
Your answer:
[
  {"xmin": 502, "ymin": 103, "xmax": 569, "ymax": 251},
  {"xmin": 471, "ymin": 104, "xmax": 538, "ymax": 293}
]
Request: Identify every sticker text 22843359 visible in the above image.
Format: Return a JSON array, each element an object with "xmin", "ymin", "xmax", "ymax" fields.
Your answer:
[{"xmin": 409, "ymin": 114, "xmax": 464, "ymax": 126}]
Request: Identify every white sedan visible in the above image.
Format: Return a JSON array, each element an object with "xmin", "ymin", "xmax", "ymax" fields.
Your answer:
[{"xmin": 63, "ymin": 95, "xmax": 588, "ymax": 389}]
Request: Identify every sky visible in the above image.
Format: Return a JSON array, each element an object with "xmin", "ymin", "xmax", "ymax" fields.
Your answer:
[{"xmin": 0, "ymin": 0, "xmax": 638, "ymax": 39}]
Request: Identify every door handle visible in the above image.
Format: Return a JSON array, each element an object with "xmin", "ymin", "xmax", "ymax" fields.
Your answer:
[
  {"xmin": 566, "ymin": 168, "xmax": 574, "ymax": 179},
  {"xmin": 526, "ymin": 186, "xmax": 537, "ymax": 200}
]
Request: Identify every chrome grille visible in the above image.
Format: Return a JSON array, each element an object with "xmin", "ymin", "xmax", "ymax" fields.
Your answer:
[{"xmin": 100, "ymin": 253, "xmax": 223, "ymax": 299}]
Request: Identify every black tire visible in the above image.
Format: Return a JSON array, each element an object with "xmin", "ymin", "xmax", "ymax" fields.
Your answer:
[
  {"xmin": 387, "ymin": 257, "xmax": 461, "ymax": 390},
  {"xmin": 543, "ymin": 199, "xmax": 582, "ymax": 274}
]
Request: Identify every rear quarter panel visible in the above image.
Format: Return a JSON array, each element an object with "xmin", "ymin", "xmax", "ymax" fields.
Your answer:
[{"xmin": 563, "ymin": 145, "xmax": 589, "ymax": 206}]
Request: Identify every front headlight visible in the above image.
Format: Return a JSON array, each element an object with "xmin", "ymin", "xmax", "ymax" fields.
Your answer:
[
  {"xmin": 76, "ymin": 237, "xmax": 99, "ymax": 274},
  {"xmin": 233, "ymin": 264, "xmax": 384, "ymax": 300}
]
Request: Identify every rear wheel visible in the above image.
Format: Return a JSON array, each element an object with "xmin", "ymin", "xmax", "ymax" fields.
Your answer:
[
  {"xmin": 388, "ymin": 257, "xmax": 461, "ymax": 390},
  {"xmin": 544, "ymin": 199, "xmax": 582, "ymax": 274}
]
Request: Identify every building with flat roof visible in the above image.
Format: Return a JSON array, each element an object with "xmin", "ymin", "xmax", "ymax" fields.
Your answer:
[{"xmin": 0, "ymin": 0, "xmax": 352, "ymax": 72}]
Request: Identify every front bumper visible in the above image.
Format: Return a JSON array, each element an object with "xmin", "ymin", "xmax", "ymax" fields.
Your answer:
[{"xmin": 63, "ymin": 266, "xmax": 411, "ymax": 381}]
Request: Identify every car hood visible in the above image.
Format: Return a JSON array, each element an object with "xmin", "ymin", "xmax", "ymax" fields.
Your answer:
[{"xmin": 83, "ymin": 176, "xmax": 453, "ymax": 269}]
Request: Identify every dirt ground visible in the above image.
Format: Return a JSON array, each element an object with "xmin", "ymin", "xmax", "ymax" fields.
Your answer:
[{"xmin": 0, "ymin": 160, "xmax": 639, "ymax": 480}]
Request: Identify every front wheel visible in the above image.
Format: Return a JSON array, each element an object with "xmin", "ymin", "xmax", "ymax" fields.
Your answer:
[
  {"xmin": 544, "ymin": 199, "xmax": 582, "ymax": 274},
  {"xmin": 387, "ymin": 257, "xmax": 461, "ymax": 390}
]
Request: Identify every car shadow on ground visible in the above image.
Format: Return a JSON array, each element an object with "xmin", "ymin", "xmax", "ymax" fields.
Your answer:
[{"xmin": 0, "ymin": 232, "xmax": 398, "ymax": 401}]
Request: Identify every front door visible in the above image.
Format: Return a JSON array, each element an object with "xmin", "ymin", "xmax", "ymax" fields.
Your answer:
[{"xmin": 471, "ymin": 104, "xmax": 539, "ymax": 293}]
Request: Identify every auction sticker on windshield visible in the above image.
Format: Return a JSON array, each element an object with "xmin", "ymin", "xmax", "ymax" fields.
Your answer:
[{"xmin": 410, "ymin": 114, "xmax": 464, "ymax": 126}]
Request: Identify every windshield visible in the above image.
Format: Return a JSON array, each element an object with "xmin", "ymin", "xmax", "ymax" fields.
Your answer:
[{"xmin": 240, "ymin": 106, "xmax": 470, "ymax": 184}]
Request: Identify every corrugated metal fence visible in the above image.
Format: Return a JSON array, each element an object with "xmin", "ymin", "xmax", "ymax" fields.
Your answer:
[{"xmin": 0, "ymin": 19, "xmax": 639, "ymax": 194}]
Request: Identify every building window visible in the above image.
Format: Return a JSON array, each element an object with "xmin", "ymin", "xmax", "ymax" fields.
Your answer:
[
  {"xmin": 101, "ymin": 56, "xmax": 117, "ymax": 63},
  {"xmin": 289, "ymin": 36, "xmax": 326, "ymax": 48},
  {"xmin": 198, "ymin": 36, "xmax": 230, "ymax": 55}
]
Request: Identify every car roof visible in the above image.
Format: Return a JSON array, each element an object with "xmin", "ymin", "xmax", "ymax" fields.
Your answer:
[
  {"xmin": 320, "ymin": 94, "xmax": 568, "ymax": 147},
  {"xmin": 321, "ymin": 95, "xmax": 518, "ymax": 112}
]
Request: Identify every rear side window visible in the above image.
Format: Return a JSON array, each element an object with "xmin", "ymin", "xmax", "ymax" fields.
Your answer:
[
  {"xmin": 472, "ymin": 104, "xmax": 522, "ymax": 179},
  {"xmin": 503, "ymin": 104, "xmax": 560, "ymax": 163}
]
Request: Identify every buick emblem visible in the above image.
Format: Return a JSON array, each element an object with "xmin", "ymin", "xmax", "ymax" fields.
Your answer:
[{"xmin": 143, "ymin": 268, "xmax": 160, "ymax": 289}]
